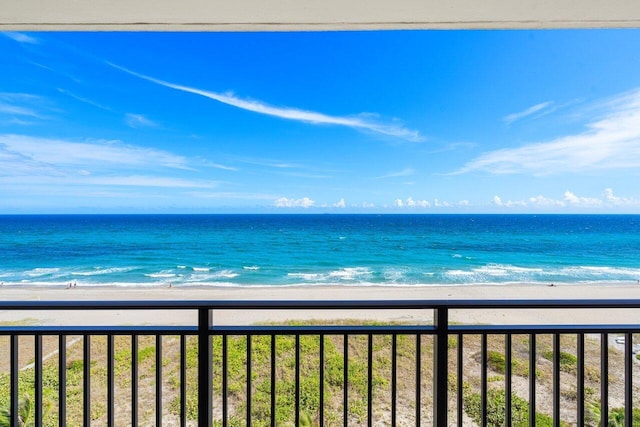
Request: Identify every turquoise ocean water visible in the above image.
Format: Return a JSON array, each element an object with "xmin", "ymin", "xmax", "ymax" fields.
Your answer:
[{"xmin": 1, "ymin": 214, "xmax": 639, "ymax": 288}]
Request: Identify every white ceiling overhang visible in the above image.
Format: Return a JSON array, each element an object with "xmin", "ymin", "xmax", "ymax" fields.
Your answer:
[{"xmin": 2, "ymin": 0, "xmax": 640, "ymax": 31}]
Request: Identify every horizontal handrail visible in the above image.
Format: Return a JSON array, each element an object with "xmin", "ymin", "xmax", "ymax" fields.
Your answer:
[{"xmin": 2, "ymin": 297, "xmax": 640, "ymax": 310}]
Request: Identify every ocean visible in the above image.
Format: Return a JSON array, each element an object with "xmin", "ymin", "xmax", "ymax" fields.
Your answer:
[{"xmin": 1, "ymin": 214, "xmax": 639, "ymax": 288}]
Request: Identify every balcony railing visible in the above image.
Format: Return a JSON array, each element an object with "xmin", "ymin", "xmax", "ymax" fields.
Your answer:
[{"xmin": 1, "ymin": 299, "xmax": 639, "ymax": 426}]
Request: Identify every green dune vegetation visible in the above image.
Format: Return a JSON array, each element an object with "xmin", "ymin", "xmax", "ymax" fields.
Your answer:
[{"xmin": 0, "ymin": 323, "xmax": 639, "ymax": 426}]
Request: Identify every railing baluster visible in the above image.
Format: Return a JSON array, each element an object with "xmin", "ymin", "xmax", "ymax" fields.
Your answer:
[
  {"xmin": 132, "ymin": 334, "xmax": 138, "ymax": 426},
  {"xmin": 11, "ymin": 335, "xmax": 18, "ymax": 427},
  {"xmin": 416, "ymin": 333, "xmax": 421, "ymax": 427},
  {"xmin": 35, "ymin": 334, "xmax": 43, "ymax": 426},
  {"xmin": 271, "ymin": 334, "xmax": 276, "ymax": 427},
  {"xmin": 433, "ymin": 307, "xmax": 449, "ymax": 427},
  {"xmin": 222, "ymin": 334, "xmax": 228, "ymax": 427},
  {"xmin": 320, "ymin": 334, "xmax": 325, "ymax": 427},
  {"xmin": 368, "ymin": 333, "xmax": 373, "ymax": 427},
  {"xmin": 343, "ymin": 334, "xmax": 348, "ymax": 427},
  {"xmin": 577, "ymin": 333, "xmax": 585, "ymax": 427},
  {"xmin": 180, "ymin": 335, "xmax": 187, "ymax": 427},
  {"xmin": 59, "ymin": 334, "xmax": 67, "ymax": 427},
  {"xmin": 198, "ymin": 308, "xmax": 213, "ymax": 427},
  {"xmin": 553, "ymin": 334, "xmax": 560, "ymax": 427},
  {"xmin": 295, "ymin": 334, "xmax": 300, "ymax": 427},
  {"xmin": 458, "ymin": 334, "xmax": 463, "ymax": 427},
  {"xmin": 247, "ymin": 334, "xmax": 252, "ymax": 426},
  {"xmin": 392, "ymin": 334, "xmax": 397, "ymax": 426},
  {"xmin": 625, "ymin": 332, "xmax": 633, "ymax": 427},
  {"xmin": 601, "ymin": 333, "xmax": 608, "ymax": 427},
  {"xmin": 156, "ymin": 334, "xmax": 163, "ymax": 427},
  {"xmin": 83, "ymin": 335, "xmax": 91, "ymax": 427},
  {"xmin": 505, "ymin": 334, "xmax": 512, "ymax": 426},
  {"xmin": 481, "ymin": 334, "xmax": 487, "ymax": 427},
  {"xmin": 529, "ymin": 333, "xmax": 536, "ymax": 427},
  {"xmin": 107, "ymin": 335, "xmax": 114, "ymax": 427}
]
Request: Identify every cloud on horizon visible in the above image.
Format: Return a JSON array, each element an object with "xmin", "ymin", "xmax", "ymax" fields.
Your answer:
[
  {"xmin": 492, "ymin": 188, "xmax": 640, "ymax": 209},
  {"xmin": 110, "ymin": 63, "xmax": 422, "ymax": 142},
  {"xmin": 458, "ymin": 89, "xmax": 640, "ymax": 175}
]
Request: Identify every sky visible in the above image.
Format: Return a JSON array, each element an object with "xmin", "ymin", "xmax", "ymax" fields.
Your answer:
[{"xmin": 2, "ymin": 30, "xmax": 640, "ymax": 213}]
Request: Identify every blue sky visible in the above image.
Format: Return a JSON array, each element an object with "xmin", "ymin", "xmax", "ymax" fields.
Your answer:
[{"xmin": 2, "ymin": 30, "xmax": 640, "ymax": 213}]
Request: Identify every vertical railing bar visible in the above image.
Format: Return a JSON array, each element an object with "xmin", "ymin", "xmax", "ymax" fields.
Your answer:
[
  {"xmin": 132, "ymin": 334, "xmax": 138, "ymax": 427},
  {"xmin": 83, "ymin": 335, "xmax": 91, "ymax": 427},
  {"xmin": 577, "ymin": 333, "xmax": 585, "ymax": 427},
  {"xmin": 35, "ymin": 334, "xmax": 43, "ymax": 427},
  {"xmin": 529, "ymin": 333, "xmax": 536, "ymax": 427},
  {"xmin": 505, "ymin": 334, "xmax": 512, "ymax": 425},
  {"xmin": 368, "ymin": 333, "xmax": 373, "ymax": 427},
  {"xmin": 481, "ymin": 334, "xmax": 487, "ymax": 427},
  {"xmin": 11, "ymin": 335, "xmax": 18, "ymax": 427},
  {"xmin": 392, "ymin": 334, "xmax": 397, "ymax": 426},
  {"xmin": 222, "ymin": 334, "xmax": 228, "ymax": 427},
  {"xmin": 156, "ymin": 335, "xmax": 163, "ymax": 427},
  {"xmin": 198, "ymin": 308, "xmax": 213, "ymax": 427},
  {"xmin": 434, "ymin": 307, "xmax": 449, "ymax": 427},
  {"xmin": 107, "ymin": 335, "xmax": 114, "ymax": 427},
  {"xmin": 601, "ymin": 333, "xmax": 608, "ymax": 427},
  {"xmin": 457, "ymin": 334, "xmax": 463, "ymax": 427},
  {"xmin": 320, "ymin": 334, "xmax": 325, "ymax": 427},
  {"xmin": 416, "ymin": 334, "xmax": 421, "ymax": 427},
  {"xmin": 344, "ymin": 334, "xmax": 348, "ymax": 427},
  {"xmin": 271, "ymin": 334, "xmax": 276, "ymax": 427},
  {"xmin": 295, "ymin": 334, "xmax": 300, "ymax": 427},
  {"xmin": 59, "ymin": 334, "xmax": 67, "ymax": 427},
  {"xmin": 247, "ymin": 335, "xmax": 252, "ymax": 426},
  {"xmin": 180, "ymin": 335, "xmax": 187, "ymax": 427},
  {"xmin": 625, "ymin": 332, "xmax": 633, "ymax": 427},
  {"xmin": 553, "ymin": 333, "xmax": 560, "ymax": 427}
]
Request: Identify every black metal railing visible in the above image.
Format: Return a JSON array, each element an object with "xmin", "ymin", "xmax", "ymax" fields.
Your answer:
[{"xmin": 0, "ymin": 299, "xmax": 639, "ymax": 426}]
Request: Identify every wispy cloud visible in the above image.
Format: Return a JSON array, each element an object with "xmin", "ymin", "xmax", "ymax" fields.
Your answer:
[
  {"xmin": 109, "ymin": 63, "xmax": 422, "ymax": 142},
  {"xmin": 125, "ymin": 113, "xmax": 158, "ymax": 128},
  {"xmin": 503, "ymin": 101, "xmax": 555, "ymax": 124},
  {"xmin": 57, "ymin": 88, "xmax": 112, "ymax": 111},
  {"xmin": 0, "ymin": 93, "xmax": 50, "ymax": 122},
  {"xmin": 378, "ymin": 168, "xmax": 415, "ymax": 179},
  {"xmin": 3, "ymin": 32, "xmax": 39, "ymax": 44},
  {"xmin": 458, "ymin": 89, "xmax": 640, "ymax": 175},
  {"xmin": 1, "ymin": 134, "xmax": 191, "ymax": 171}
]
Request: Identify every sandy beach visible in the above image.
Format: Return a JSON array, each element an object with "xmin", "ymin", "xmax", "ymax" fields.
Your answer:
[{"xmin": 2, "ymin": 283, "xmax": 640, "ymax": 327}]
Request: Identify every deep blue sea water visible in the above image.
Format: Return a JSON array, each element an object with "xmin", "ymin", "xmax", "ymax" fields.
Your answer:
[{"xmin": 1, "ymin": 214, "xmax": 640, "ymax": 288}]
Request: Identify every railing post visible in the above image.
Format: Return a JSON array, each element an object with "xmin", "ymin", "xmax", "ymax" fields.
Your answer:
[
  {"xmin": 433, "ymin": 306, "xmax": 449, "ymax": 427},
  {"xmin": 198, "ymin": 307, "xmax": 213, "ymax": 427}
]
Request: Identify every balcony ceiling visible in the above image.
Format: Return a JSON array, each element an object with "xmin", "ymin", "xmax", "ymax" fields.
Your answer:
[{"xmin": 2, "ymin": 0, "xmax": 640, "ymax": 31}]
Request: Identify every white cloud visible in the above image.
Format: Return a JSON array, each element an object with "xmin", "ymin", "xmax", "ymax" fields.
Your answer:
[
  {"xmin": 394, "ymin": 197, "xmax": 431, "ymax": 208},
  {"xmin": 492, "ymin": 195, "xmax": 503, "ymax": 206},
  {"xmin": 274, "ymin": 197, "xmax": 315, "ymax": 208},
  {"xmin": 125, "ymin": 113, "xmax": 158, "ymax": 128},
  {"xmin": 0, "ymin": 93, "xmax": 50, "ymax": 122},
  {"xmin": 503, "ymin": 101, "xmax": 554, "ymax": 124},
  {"xmin": 563, "ymin": 191, "xmax": 602, "ymax": 206},
  {"xmin": 110, "ymin": 63, "xmax": 422, "ymax": 142},
  {"xmin": 3, "ymin": 32, "xmax": 39, "ymax": 44},
  {"xmin": 458, "ymin": 89, "xmax": 640, "ymax": 175},
  {"xmin": 333, "ymin": 198, "xmax": 346, "ymax": 208}
]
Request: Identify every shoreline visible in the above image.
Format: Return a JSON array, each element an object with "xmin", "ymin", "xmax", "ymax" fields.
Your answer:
[{"xmin": 2, "ymin": 282, "xmax": 640, "ymax": 327}]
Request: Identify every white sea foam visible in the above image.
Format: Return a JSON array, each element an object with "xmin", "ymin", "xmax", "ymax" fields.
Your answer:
[
  {"xmin": 193, "ymin": 267, "xmax": 210, "ymax": 272},
  {"xmin": 72, "ymin": 267, "xmax": 136, "ymax": 276},
  {"xmin": 26, "ymin": 268, "xmax": 60, "ymax": 277},
  {"xmin": 145, "ymin": 272, "xmax": 177, "ymax": 278},
  {"xmin": 243, "ymin": 266, "xmax": 260, "ymax": 270}
]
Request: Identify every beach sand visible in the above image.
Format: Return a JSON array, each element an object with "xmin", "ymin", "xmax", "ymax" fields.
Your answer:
[{"xmin": 2, "ymin": 283, "xmax": 640, "ymax": 327}]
